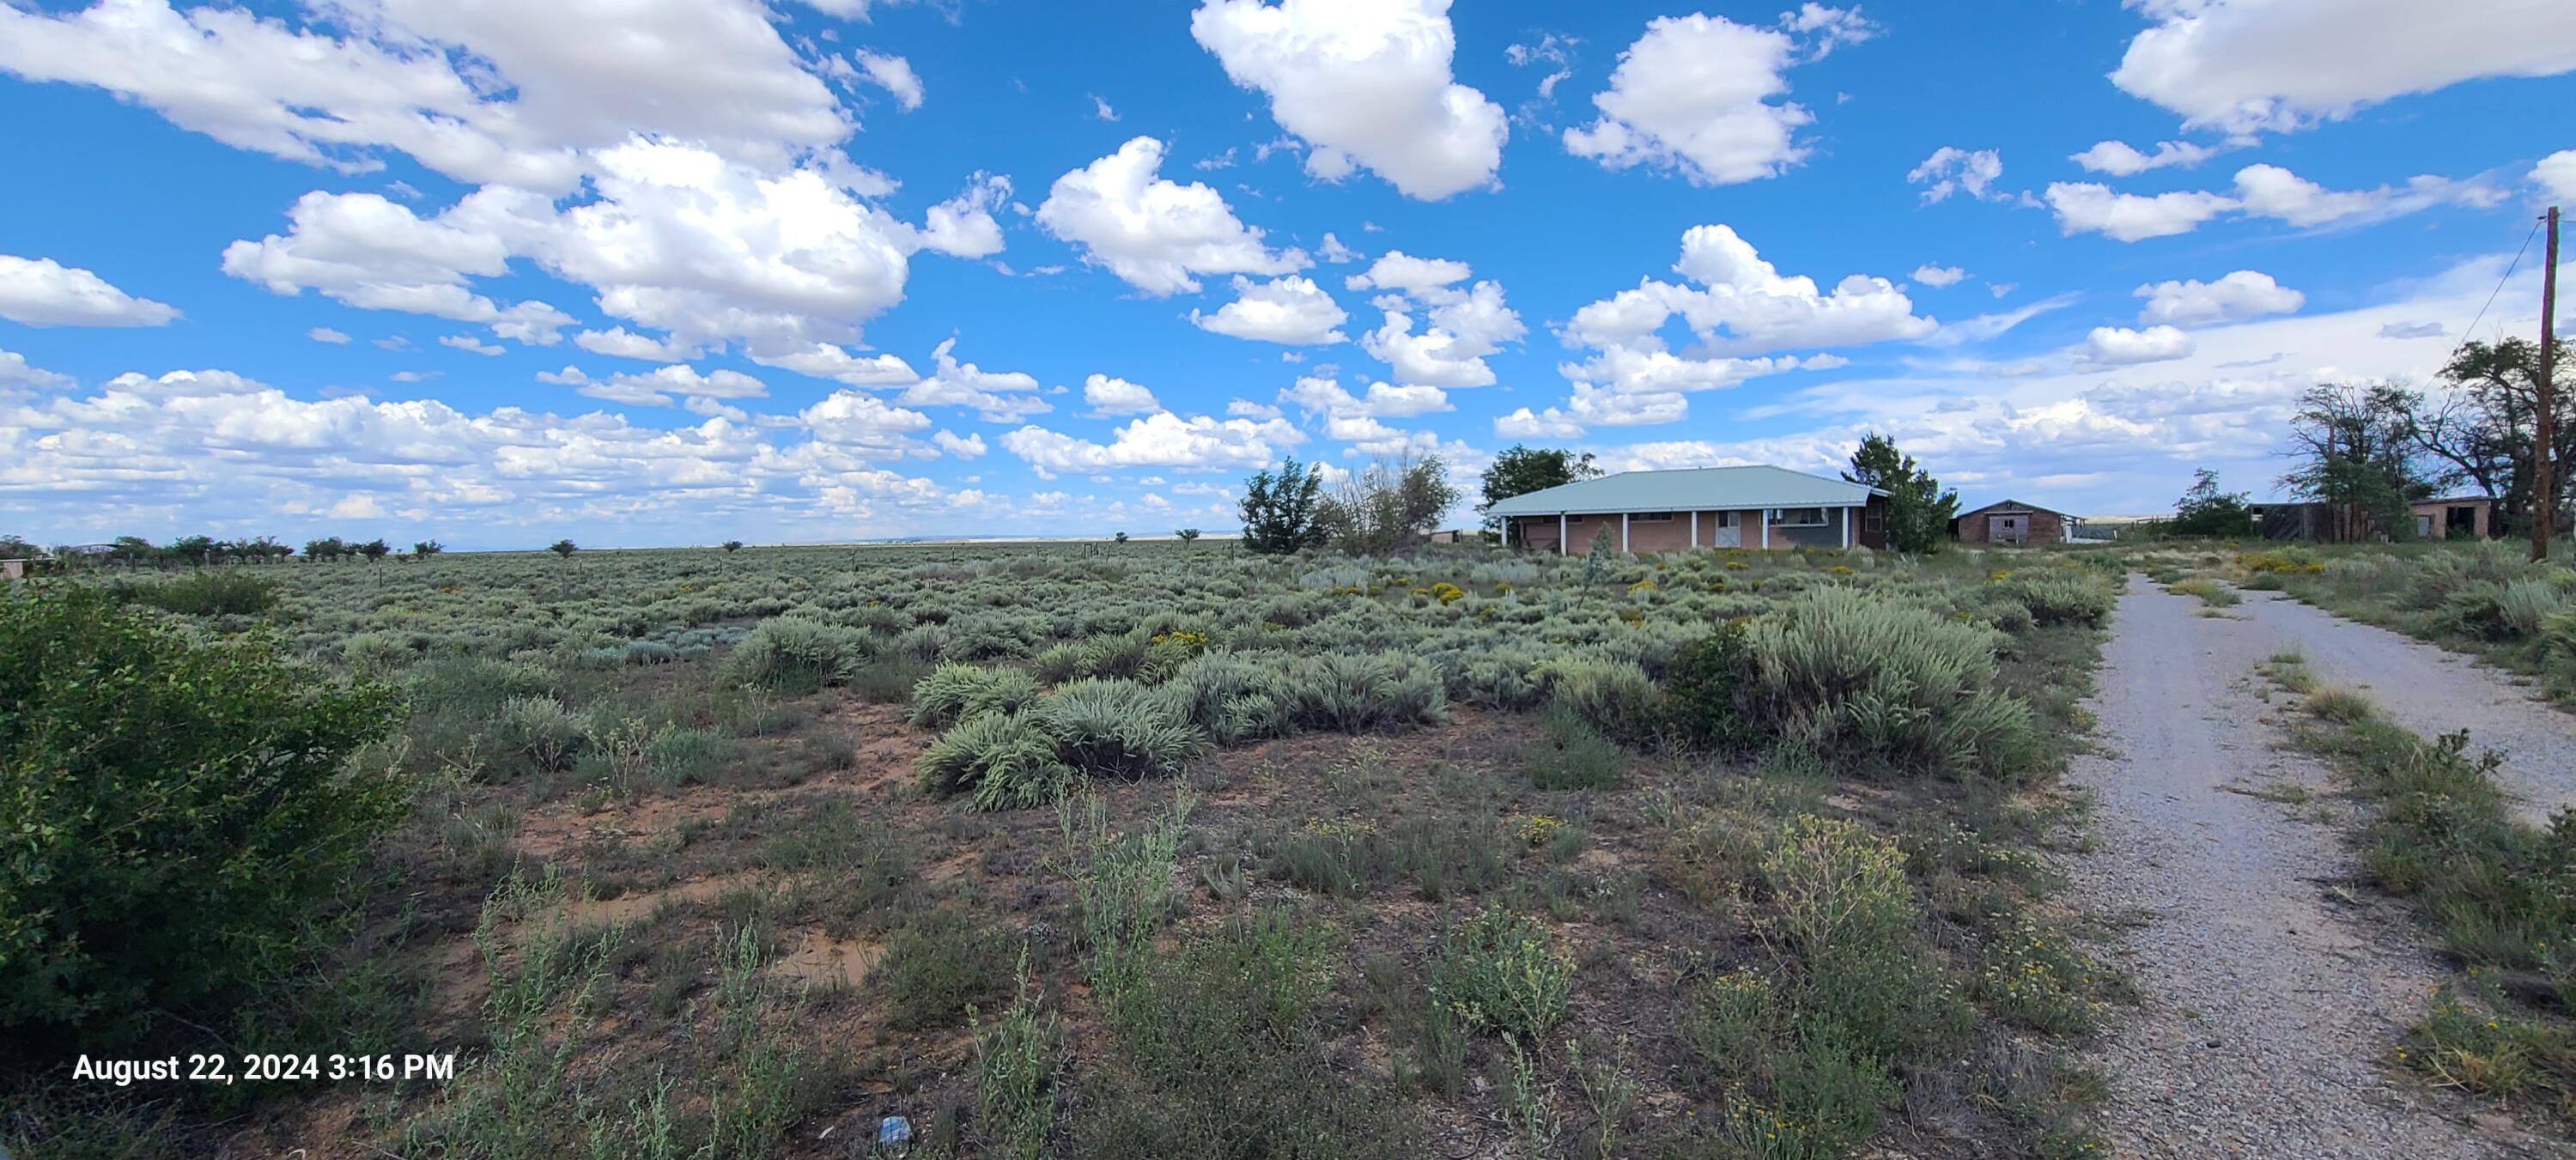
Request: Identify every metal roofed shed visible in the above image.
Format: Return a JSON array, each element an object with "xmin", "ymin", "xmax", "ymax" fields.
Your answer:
[{"xmin": 1485, "ymin": 465, "xmax": 1890, "ymax": 555}]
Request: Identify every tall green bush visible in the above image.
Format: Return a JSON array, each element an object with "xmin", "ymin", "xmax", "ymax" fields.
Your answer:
[{"xmin": 1, "ymin": 586, "xmax": 402, "ymax": 1046}]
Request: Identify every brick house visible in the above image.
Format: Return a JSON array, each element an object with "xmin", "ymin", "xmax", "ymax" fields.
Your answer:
[
  {"xmin": 1953, "ymin": 499, "xmax": 2077, "ymax": 547},
  {"xmin": 1487, "ymin": 465, "xmax": 1890, "ymax": 555}
]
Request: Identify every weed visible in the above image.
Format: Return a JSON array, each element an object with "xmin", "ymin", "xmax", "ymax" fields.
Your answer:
[{"xmin": 1429, "ymin": 907, "xmax": 1574, "ymax": 1040}]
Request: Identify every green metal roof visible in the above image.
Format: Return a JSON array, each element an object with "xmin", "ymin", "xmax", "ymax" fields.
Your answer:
[{"xmin": 1485, "ymin": 465, "xmax": 1883, "ymax": 517}]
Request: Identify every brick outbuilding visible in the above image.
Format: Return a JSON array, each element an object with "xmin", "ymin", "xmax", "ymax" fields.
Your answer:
[{"xmin": 1953, "ymin": 499, "xmax": 2077, "ymax": 547}]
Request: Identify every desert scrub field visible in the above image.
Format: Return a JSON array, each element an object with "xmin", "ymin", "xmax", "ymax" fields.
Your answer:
[{"xmin": 3, "ymin": 540, "xmax": 2124, "ymax": 1158}]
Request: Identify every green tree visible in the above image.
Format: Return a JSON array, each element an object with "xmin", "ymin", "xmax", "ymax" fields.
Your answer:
[
  {"xmin": 1478, "ymin": 446, "xmax": 1601, "ymax": 540},
  {"xmin": 358, "ymin": 537, "xmax": 392, "ymax": 563},
  {"xmin": 1843, "ymin": 434, "xmax": 1959, "ymax": 553},
  {"xmin": 2281, "ymin": 381, "xmax": 2430, "ymax": 541},
  {"xmin": 1113, "ymin": 531, "xmax": 1130, "ymax": 546},
  {"xmin": 1176, "ymin": 528, "xmax": 1201, "ymax": 549},
  {"xmin": 1, "ymin": 586, "xmax": 402, "ymax": 1046},
  {"xmin": 1321, "ymin": 453, "xmax": 1462, "ymax": 555},
  {"xmin": 2414, "ymin": 337, "xmax": 2575, "ymax": 535},
  {"xmin": 722, "ymin": 539, "xmax": 745, "ymax": 554},
  {"xmin": 549, "ymin": 538, "xmax": 578, "ymax": 557},
  {"xmin": 1239, "ymin": 457, "xmax": 1331, "ymax": 555},
  {"xmin": 2171, "ymin": 469, "xmax": 2254, "ymax": 537},
  {"xmin": 411, "ymin": 539, "xmax": 443, "ymax": 560},
  {"xmin": 301, "ymin": 536, "xmax": 347, "ymax": 562}
]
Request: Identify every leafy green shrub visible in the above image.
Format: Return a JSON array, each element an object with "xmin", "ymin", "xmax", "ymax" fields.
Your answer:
[
  {"xmin": 721, "ymin": 616, "xmax": 870, "ymax": 691},
  {"xmin": 112, "ymin": 569, "xmax": 278, "ymax": 616},
  {"xmin": 916, "ymin": 712, "xmax": 1072, "ymax": 811},
  {"xmin": 1664, "ymin": 622, "xmax": 1753, "ymax": 748},
  {"xmin": 1031, "ymin": 678, "xmax": 1210, "ymax": 780},
  {"xmin": 0, "ymin": 586, "xmax": 402, "ymax": 1045},
  {"xmin": 1743, "ymin": 586, "xmax": 2036, "ymax": 777},
  {"xmin": 1762, "ymin": 815, "xmax": 1913, "ymax": 954},
  {"xmin": 497, "ymin": 695, "xmax": 588, "ymax": 773},
  {"xmin": 1526, "ymin": 705, "xmax": 1625, "ymax": 791},
  {"xmin": 1983, "ymin": 599, "xmax": 2036, "ymax": 635},
  {"xmin": 1428, "ymin": 908, "xmax": 1573, "ymax": 1039},
  {"xmin": 1987, "ymin": 572, "xmax": 2113, "ymax": 628},
  {"xmin": 1536, "ymin": 658, "xmax": 1667, "ymax": 747},
  {"xmin": 910, "ymin": 663, "xmax": 1042, "ymax": 729}
]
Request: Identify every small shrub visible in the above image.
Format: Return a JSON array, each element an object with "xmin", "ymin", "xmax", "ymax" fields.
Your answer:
[
  {"xmin": 723, "ymin": 617, "xmax": 870, "ymax": 691},
  {"xmin": 917, "ymin": 712, "xmax": 1072, "ymax": 811},
  {"xmin": 1283, "ymin": 651, "xmax": 1449, "ymax": 733},
  {"xmin": 973, "ymin": 961, "xmax": 1062, "ymax": 1160},
  {"xmin": 497, "ymin": 695, "xmax": 588, "ymax": 773},
  {"xmin": 1744, "ymin": 586, "xmax": 2036, "ymax": 777},
  {"xmin": 1031, "ymin": 678, "xmax": 1210, "ymax": 780},
  {"xmin": 1526, "ymin": 705, "xmax": 1625, "ymax": 791},
  {"xmin": 910, "ymin": 663, "xmax": 1043, "ymax": 729},
  {"xmin": 1665, "ymin": 622, "xmax": 1753, "ymax": 748},
  {"xmin": 1428, "ymin": 908, "xmax": 1573, "ymax": 1040},
  {"xmin": 881, "ymin": 908, "xmax": 1014, "ymax": 1030},
  {"xmin": 1987, "ymin": 572, "xmax": 2113, "ymax": 628},
  {"xmin": 1537, "ymin": 658, "xmax": 1667, "ymax": 747}
]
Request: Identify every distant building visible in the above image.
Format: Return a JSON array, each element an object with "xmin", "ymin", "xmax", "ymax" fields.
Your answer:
[
  {"xmin": 1485, "ymin": 465, "xmax": 1889, "ymax": 555},
  {"xmin": 1953, "ymin": 499, "xmax": 2083, "ymax": 547},
  {"xmin": 2249, "ymin": 497, "xmax": 2494, "ymax": 542}
]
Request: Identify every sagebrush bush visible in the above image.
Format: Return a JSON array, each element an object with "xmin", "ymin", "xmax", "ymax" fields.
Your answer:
[
  {"xmin": 1536, "ymin": 658, "xmax": 1667, "ymax": 747},
  {"xmin": 1031, "ymin": 678, "xmax": 1209, "ymax": 779},
  {"xmin": 721, "ymin": 616, "xmax": 870, "ymax": 690},
  {"xmin": 1986, "ymin": 572, "xmax": 2113, "ymax": 629},
  {"xmin": 1744, "ymin": 586, "xmax": 2036, "ymax": 777},
  {"xmin": 1284, "ymin": 651, "xmax": 1449, "ymax": 733},
  {"xmin": 1, "ymin": 586, "xmax": 403, "ymax": 1046},
  {"xmin": 909, "ymin": 663, "xmax": 1042, "ymax": 729},
  {"xmin": 915, "ymin": 711, "xmax": 1071, "ymax": 811},
  {"xmin": 1164, "ymin": 652, "xmax": 1297, "ymax": 744},
  {"xmin": 496, "ymin": 695, "xmax": 588, "ymax": 773}
]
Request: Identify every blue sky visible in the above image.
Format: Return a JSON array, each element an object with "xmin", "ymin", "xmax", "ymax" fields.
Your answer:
[{"xmin": 3, "ymin": 0, "xmax": 2573, "ymax": 549}]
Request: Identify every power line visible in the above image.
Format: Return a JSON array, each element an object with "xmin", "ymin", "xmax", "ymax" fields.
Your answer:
[{"xmin": 2442, "ymin": 216, "xmax": 2546, "ymax": 373}]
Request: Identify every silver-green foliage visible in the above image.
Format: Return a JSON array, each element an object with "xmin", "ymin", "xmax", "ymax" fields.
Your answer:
[
  {"xmin": 909, "ymin": 663, "xmax": 1042, "ymax": 729},
  {"xmin": 1030, "ymin": 678, "xmax": 1210, "ymax": 780},
  {"xmin": 915, "ymin": 711, "xmax": 1069, "ymax": 811},
  {"xmin": 720, "ymin": 616, "xmax": 871, "ymax": 690},
  {"xmin": 1744, "ymin": 586, "xmax": 2034, "ymax": 777}
]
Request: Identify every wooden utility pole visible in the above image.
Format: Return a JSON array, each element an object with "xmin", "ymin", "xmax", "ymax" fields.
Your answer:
[{"xmin": 2539, "ymin": 205, "xmax": 2561, "ymax": 562}]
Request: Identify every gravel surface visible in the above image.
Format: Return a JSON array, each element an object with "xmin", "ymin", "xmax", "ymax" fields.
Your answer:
[
  {"xmin": 2065, "ymin": 575, "xmax": 2561, "ymax": 1159},
  {"xmin": 2228, "ymin": 587, "xmax": 2576, "ymax": 824}
]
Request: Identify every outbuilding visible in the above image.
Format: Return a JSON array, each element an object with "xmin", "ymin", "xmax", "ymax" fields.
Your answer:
[
  {"xmin": 1486, "ymin": 465, "xmax": 1889, "ymax": 555},
  {"xmin": 1953, "ymin": 499, "xmax": 2081, "ymax": 547}
]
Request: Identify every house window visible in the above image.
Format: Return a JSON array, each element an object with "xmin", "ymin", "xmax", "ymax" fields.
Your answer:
[
  {"xmin": 1713, "ymin": 511, "xmax": 1739, "ymax": 528},
  {"xmin": 1631, "ymin": 512, "xmax": 1674, "ymax": 523},
  {"xmin": 1865, "ymin": 509, "xmax": 1885, "ymax": 532},
  {"xmin": 1771, "ymin": 507, "xmax": 1828, "ymax": 527}
]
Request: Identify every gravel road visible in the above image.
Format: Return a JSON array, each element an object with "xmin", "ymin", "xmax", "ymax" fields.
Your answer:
[
  {"xmin": 2065, "ymin": 574, "xmax": 2559, "ymax": 1158},
  {"xmin": 2226, "ymin": 587, "xmax": 2576, "ymax": 824}
]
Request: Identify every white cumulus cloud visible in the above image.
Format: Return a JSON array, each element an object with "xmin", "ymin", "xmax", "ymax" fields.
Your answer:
[
  {"xmin": 1190, "ymin": 275, "xmax": 1350, "ymax": 344},
  {"xmin": 2136, "ymin": 270, "xmax": 2305, "ymax": 326},
  {"xmin": 1191, "ymin": 0, "xmax": 1506, "ymax": 200},
  {"xmin": 1035, "ymin": 137, "xmax": 1308, "ymax": 296},
  {"xmin": 0, "ymin": 254, "xmax": 180, "ymax": 327},
  {"xmin": 2111, "ymin": 0, "xmax": 2576, "ymax": 135},
  {"xmin": 1563, "ymin": 13, "xmax": 1811, "ymax": 186}
]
